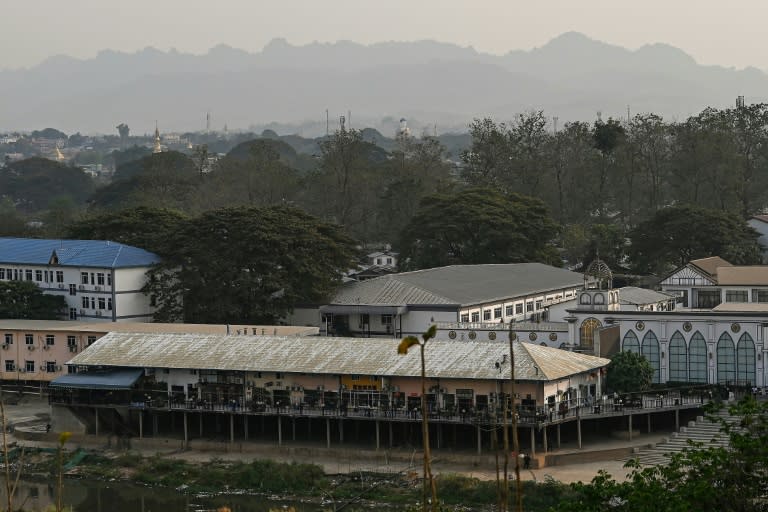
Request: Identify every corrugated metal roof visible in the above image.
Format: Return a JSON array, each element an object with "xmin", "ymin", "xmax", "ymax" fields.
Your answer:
[
  {"xmin": 68, "ymin": 332, "xmax": 610, "ymax": 382},
  {"xmin": 0, "ymin": 238, "xmax": 160, "ymax": 268},
  {"xmin": 332, "ymin": 263, "xmax": 583, "ymax": 307},
  {"xmin": 50, "ymin": 368, "xmax": 143, "ymax": 389},
  {"xmin": 618, "ymin": 287, "xmax": 676, "ymax": 305},
  {"xmin": 0, "ymin": 320, "xmax": 317, "ymax": 336},
  {"xmin": 716, "ymin": 266, "xmax": 768, "ymax": 286},
  {"xmin": 689, "ymin": 256, "xmax": 732, "ymax": 280}
]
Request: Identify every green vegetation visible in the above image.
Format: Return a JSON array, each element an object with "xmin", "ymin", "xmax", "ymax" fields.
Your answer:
[
  {"xmin": 0, "ymin": 281, "xmax": 67, "ymax": 319},
  {"xmin": 606, "ymin": 351, "xmax": 654, "ymax": 394}
]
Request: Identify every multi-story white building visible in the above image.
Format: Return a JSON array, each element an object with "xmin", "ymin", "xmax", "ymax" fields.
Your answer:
[{"xmin": 0, "ymin": 238, "xmax": 161, "ymax": 322}]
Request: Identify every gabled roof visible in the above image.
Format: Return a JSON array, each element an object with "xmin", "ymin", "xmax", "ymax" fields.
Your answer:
[
  {"xmin": 689, "ymin": 256, "xmax": 732, "ymax": 280},
  {"xmin": 67, "ymin": 332, "xmax": 610, "ymax": 382},
  {"xmin": 0, "ymin": 238, "xmax": 160, "ymax": 269},
  {"xmin": 331, "ymin": 263, "xmax": 583, "ymax": 307},
  {"xmin": 716, "ymin": 266, "xmax": 768, "ymax": 286}
]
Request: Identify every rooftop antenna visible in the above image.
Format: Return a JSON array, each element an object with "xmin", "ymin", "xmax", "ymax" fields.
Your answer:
[
  {"xmin": 627, "ymin": 105, "xmax": 631, "ymax": 123},
  {"xmin": 325, "ymin": 109, "xmax": 329, "ymax": 136},
  {"xmin": 206, "ymin": 111, "xmax": 210, "ymax": 134},
  {"xmin": 348, "ymin": 110, "xmax": 351, "ymax": 130},
  {"xmin": 339, "ymin": 115, "xmax": 346, "ymax": 132},
  {"xmin": 553, "ymin": 116, "xmax": 559, "ymax": 134}
]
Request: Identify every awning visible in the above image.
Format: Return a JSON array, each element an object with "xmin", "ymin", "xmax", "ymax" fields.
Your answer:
[
  {"xmin": 50, "ymin": 368, "xmax": 143, "ymax": 390},
  {"xmin": 319, "ymin": 305, "xmax": 408, "ymax": 315}
]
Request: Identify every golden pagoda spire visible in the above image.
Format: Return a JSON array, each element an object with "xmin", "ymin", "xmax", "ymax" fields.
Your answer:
[
  {"xmin": 55, "ymin": 146, "xmax": 66, "ymax": 162},
  {"xmin": 153, "ymin": 121, "xmax": 162, "ymax": 154}
]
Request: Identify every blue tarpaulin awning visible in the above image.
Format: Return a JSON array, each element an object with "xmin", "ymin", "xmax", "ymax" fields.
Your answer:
[{"xmin": 50, "ymin": 368, "xmax": 143, "ymax": 390}]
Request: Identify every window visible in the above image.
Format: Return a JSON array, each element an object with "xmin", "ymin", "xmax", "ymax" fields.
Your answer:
[
  {"xmin": 25, "ymin": 334, "xmax": 33, "ymax": 345},
  {"xmin": 689, "ymin": 332, "xmax": 707, "ymax": 383},
  {"xmin": 275, "ymin": 372, "xmax": 283, "ymax": 379},
  {"xmin": 107, "ymin": 298, "xmax": 113, "ymax": 311},
  {"xmin": 753, "ymin": 290, "xmax": 768, "ymax": 303},
  {"xmin": 69, "ymin": 284, "xmax": 77, "ymax": 296},
  {"xmin": 580, "ymin": 293, "xmax": 592, "ymax": 305},
  {"xmin": 535, "ymin": 299, "xmax": 543, "ymax": 310},
  {"xmin": 526, "ymin": 301, "xmax": 534, "ymax": 313},
  {"xmin": 45, "ymin": 335, "xmax": 54, "ymax": 346},
  {"xmin": 5, "ymin": 361, "xmax": 15, "ymax": 372},
  {"xmin": 717, "ymin": 333, "xmax": 736, "ymax": 384},
  {"xmin": 381, "ymin": 314, "xmax": 393, "ymax": 325},
  {"xmin": 82, "ymin": 296, "xmax": 89, "ymax": 309},
  {"xmin": 668, "ymin": 331, "xmax": 687, "ymax": 382},
  {"xmin": 13, "ymin": 269, "xmax": 18, "ymax": 280},
  {"xmin": 737, "ymin": 333, "xmax": 756, "ymax": 386},
  {"xmin": 725, "ymin": 290, "xmax": 748, "ymax": 303},
  {"xmin": 505, "ymin": 305, "xmax": 513, "ymax": 316},
  {"xmin": 483, "ymin": 309, "xmax": 491, "ymax": 321},
  {"xmin": 358, "ymin": 313, "xmax": 369, "ymax": 328},
  {"xmin": 69, "ymin": 308, "xmax": 77, "ymax": 320},
  {"xmin": 107, "ymin": 274, "xmax": 112, "ymax": 286},
  {"xmin": 25, "ymin": 270, "xmax": 32, "ymax": 281},
  {"xmin": 695, "ymin": 290, "xmax": 721, "ymax": 309},
  {"xmin": 642, "ymin": 331, "xmax": 661, "ymax": 384},
  {"xmin": 55, "ymin": 271, "xmax": 64, "ymax": 283},
  {"xmin": 97, "ymin": 273, "xmax": 105, "ymax": 285},
  {"xmin": 351, "ymin": 375, "xmax": 360, "ymax": 381},
  {"xmin": 25, "ymin": 361, "xmax": 34, "ymax": 373},
  {"xmin": 35, "ymin": 270, "xmax": 42, "ymax": 281},
  {"xmin": 90, "ymin": 297, "xmax": 95, "ymax": 309},
  {"xmin": 376, "ymin": 258, "xmax": 382, "ymax": 265},
  {"xmin": 81, "ymin": 272, "xmax": 88, "ymax": 284},
  {"xmin": 98, "ymin": 297, "xmax": 106, "ymax": 310},
  {"xmin": 0, "ymin": 269, "xmax": 4, "ymax": 279},
  {"xmin": 3, "ymin": 334, "xmax": 11, "ymax": 345},
  {"xmin": 579, "ymin": 317, "xmax": 602, "ymax": 349},
  {"xmin": 46, "ymin": 361, "xmax": 57, "ymax": 373},
  {"xmin": 460, "ymin": 314, "xmax": 469, "ymax": 322},
  {"xmin": 90, "ymin": 273, "xmax": 95, "ymax": 285},
  {"xmin": 67, "ymin": 336, "xmax": 77, "ymax": 347},
  {"xmin": 622, "ymin": 331, "xmax": 639, "ymax": 353},
  {"xmin": 493, "ymin": 307, "xmax": 502, "ymax": 319},
  {"xmin": 471, "ymin": 312, "xmax": 480, "ymax": 322},
  {"xmin": 87, "ymin": 336, "xmax": 97, "ymax": 346},
  {"xmin": 515, "ymin": 304, "xmax": 523, "ymax": 315},
  {"xmin": 386, "ymin": 258, "xmax": 392, "ymax": 264}
]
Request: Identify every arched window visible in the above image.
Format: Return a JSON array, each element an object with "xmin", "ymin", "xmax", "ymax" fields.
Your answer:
[
  {"xmin": 594, "ymin": 293, "xmax": 605, "ymax": 305},
  {"xmin": 668, "ymin": 331, "xmax": 687, "ymax": 382},
  {"xmin": 717, "ymin": 332, "xmax": 736, "ymax": 385},
  {"xmin": 737, "ymin": 333, "xmax": 756, "ymax": 386},
  {"xmin": 688, "ymin": 331, "xmax": 707, "ymax": 383},
  {"xmin": 580, "ymin": 293, "xmax": 592, "ymax": 305},
  {"xmin": 579, "ymin": 318, "xmax": 602, "ymax": 349},
  {"xmin": 642, "ymin": 331, "xmax": 661, "ymax": 384},
  {"xmin": 622, "ymin": 330, "xmax": 640, "ymax": 354}
]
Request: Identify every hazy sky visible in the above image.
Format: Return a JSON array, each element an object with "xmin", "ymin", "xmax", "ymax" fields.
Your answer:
[{"xmin": 2, "ymin": 0, "xmax": 765, "ymax": 70}]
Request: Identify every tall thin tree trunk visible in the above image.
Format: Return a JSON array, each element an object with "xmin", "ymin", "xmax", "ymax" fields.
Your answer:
[
  {"xmin": 509, "ymin": 332, "xmax": 523, "ymax": 512},
  {"xmin": 420, "ymin": 346, "xmax": 438, "ymax": 512}
]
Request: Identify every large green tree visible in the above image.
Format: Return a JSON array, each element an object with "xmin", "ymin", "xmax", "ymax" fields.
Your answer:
[
  {"xmin": 398, "ymin": 187, "xmax": 560, "ymax": 270},
  {"xmin": 0, "ymin": 158, "xmax": 94, "ymax": 213},
  {"xmin": 628, "ymin": 204, "xmax": 762, "ymax": 274},
  {"xmin": 146, "ymin": 206, "xmax": 358, "ymax": 323},
  {"xmin": 0, "ymin": 281, "xmax": 66, "ymax": 319}
]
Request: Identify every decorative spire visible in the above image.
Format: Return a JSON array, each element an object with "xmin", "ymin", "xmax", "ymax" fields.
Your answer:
[{"xmin": 152, "ymin": 121, "xmax": 162, "ymax": 154}]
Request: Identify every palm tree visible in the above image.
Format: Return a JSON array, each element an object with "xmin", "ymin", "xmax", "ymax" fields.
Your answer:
[{"xmin": 398, "ymin": 325, "xmax": 439, "ymax": 512}]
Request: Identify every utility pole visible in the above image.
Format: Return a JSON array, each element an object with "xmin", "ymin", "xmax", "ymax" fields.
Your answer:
[{"xmin": 509, "ymin": 329, "xmax": 523, "ymax": 512}]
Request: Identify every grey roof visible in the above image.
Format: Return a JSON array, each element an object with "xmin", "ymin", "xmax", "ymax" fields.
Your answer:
[
  {"xmin": 618, "ymin": 287, "xmax": 676, "ymax": 306},
  {"xmin": 50, "ymin": 368, "xmax": 143, "ymax": 390},
  {"xmin": 68, "ymin": 332, "xmax": 610, "ymax": 382},
  {"xmin": 332, "ymin": 264, "xmax": 583, "ymax": 307}
]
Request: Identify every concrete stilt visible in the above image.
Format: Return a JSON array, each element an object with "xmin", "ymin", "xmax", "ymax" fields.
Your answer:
[
  {"xmin": 244, "ymin": 416, "xmax": 248, "ymax": 441},
  {"xmin": 388, "ymin": 421, "xmax": 393, "ymax": 448},
  {"xmin": 577, "ymin": 417, "xmax": 582, "ymax": 449},
  {"xmin": 436, "ymin": 423, "xmax": 442, "ymax": 449},
  {"xmin": 152, "ymin": 413, "xmax": 158, "ymax": 436},
  {"xmin": 375, "ymin": 420, "xmax": 380, "ymax": 451},
  {"xmin": 326, "ymin": 418, "xmax": 331, "ymax": 449},
  {"xmin": 277, "ymin": 416, "xmax": 282, "ymax": 447},
  {"xmin": 543, "ymin": 425, "xmax": 548, "ymax": 452},
  {"xmin": 476, "ymin": 425, "xmax": 482, "ymax": 455},
  {"xmin": 199, "ymin": 413, "xmax": 203, "ymax": 438},
  {"xmin": 556, "ymin": 423, "xmax": 561, "ymax": 448},
  {"xmin": 95, "ymin": 408, "xmax": 99, "ymax": 436},
  {"xmin": 647, "ymin": 413, "xmax": 651, "ymax": 434},
  {"xmin": 339, "ymin": 418, "xmax": 344, "ymax": 443},
  {"xmin": 675, "ymin": 408, "xmax": 680, "ymax": 431},
  {"xmin": 628, "ymin": 413, "xmax": 633, "ymax": 441},
  {"xmin": 292, "ymin": 417, "xmax": 296, "ymax": 441},
  {"xmin": 230, "ymin": 414, "xmax": 234, "ymax": 444},
  {"xmin": 183, "ymin": 412, "xmax": 188, "ymax": 447},
  {"xmin": 530, "ymin": 427, "xmax": 535, "ymax": 456},
  {"xmin": 139, "ymin": 410, "xmax": 143, "ymax": 439}
]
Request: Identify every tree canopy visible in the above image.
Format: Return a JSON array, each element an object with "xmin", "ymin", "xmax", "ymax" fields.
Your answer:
[
  {"xmin": 606, "ymin": 351, "xmax": 654, "ymax": 394},
  {"xmin": 145, "ymin": 205, "xmax": 358, "ymax": 323},
  {"xmin": 0, "ymin": 158, "xmax": 94, "ymax": 213},
  {"xmin": 0, "ymin": 281, "xmax": 66, "ymax": 320},
  {"xmin": 628, "ymin": 204, "xmax": 763, "ymax": 275},
  {"xmin": 399, "ymin": 188, "xmax": 560, "ymax": 270}
]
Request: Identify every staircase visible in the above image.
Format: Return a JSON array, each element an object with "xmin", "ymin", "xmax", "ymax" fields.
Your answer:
[{"xmin": 626, "ymin": 410, "xmax": 737, "ymax": 466}]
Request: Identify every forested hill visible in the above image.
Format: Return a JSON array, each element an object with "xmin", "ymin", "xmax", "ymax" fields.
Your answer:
[{"xmin": 2, "ymin": 33, "xmax": 768, "ymax": 134}]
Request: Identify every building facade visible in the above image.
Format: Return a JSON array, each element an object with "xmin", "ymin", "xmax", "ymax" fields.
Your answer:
[{"xmin": 0, "ymin": 238, "xmax": 161, "ymax": 322}]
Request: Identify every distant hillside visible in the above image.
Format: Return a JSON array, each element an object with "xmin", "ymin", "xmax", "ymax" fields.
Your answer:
[{"xmin": 2, "ymin": 33, "xmax": 767, "ymax": 135}]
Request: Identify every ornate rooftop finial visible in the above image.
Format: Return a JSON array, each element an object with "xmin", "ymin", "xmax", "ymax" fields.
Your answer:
[
  {"xmin": 152, "ymin": 121, "xmax": 162, "ymax": 154},
  {"xmin": 584, "ymin": 257, "xmax": 613, "ymax": 291}
]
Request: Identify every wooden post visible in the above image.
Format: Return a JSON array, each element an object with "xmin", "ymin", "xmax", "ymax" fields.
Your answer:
[
  {"xmin": 389, "ymin": 421, "xmax": 393, "ymax": 448},
  {"xmin": 277, "ymin": 415, "xmax": 282, "ymax": 447},
  {"xmin": 326, "ymin": 418, "xmax": 331, "ymax": 449},
  {"xmin": 183, "ymin": 412, "xmax": 188, "ymax": 447},
  {"xmin": 675, "ymin": 408, "xmax": 680, "ymax": 431},
  {"xmin": 577, "ymin": 417, "xmax": 582, "ymax": 449},
  {"xmin": 647, "ymin": 413, "xmax": 651, "ymax": 433},
  {"xmin": 543, "ymin": 425, "xmax": 548, "ymax": 452},
  {"xmin": 139, "ymin": 410, "xmax": 143, "ymax": 439},
  {"xmin": 94, "ymin": 408, "xmax": 99, "ymax": 436},
  {"xmin": 375, "ymin": 420, "xmax": 380, "ymax": 451},
  {"xmin": 244, "ymin": 416, "xmax": 248, "ymax": 441},
  {"xmin": 292, "ymin": 417, "xmax": 296, "ymax": 441},
  {"xmin": 476, "ymin": 425, "xmax": 482, "ymax": 455},
  {"xmin": 530, "ymin": 427, "xmax": 536, "ymax": 456},
  {"xmin": 230, "ymin": 414, "xmax": 234, "ymax": 444},
  {"xmin": 152, "ymin": 413, "xmax": 158, "ymax": 436},
  {"xmin": 199, "ymin": 412, "xmax": 203, "ymax": 438},
  {"xmin": 339, "ymin": 418, "xmax": 344, "ymax": 443},
  {"xmin": 628, "ymin": 413, "xmax": 633, "ymax": 441},
  {"xmin": 556, "ymin": 423, "xmax": 561, "ymax": 448}
]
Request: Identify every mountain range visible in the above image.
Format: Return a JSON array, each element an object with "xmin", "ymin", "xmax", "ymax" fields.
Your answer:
[{"xmin": 2, "ymin": 32, "xmax": 767, "ymax": 136}]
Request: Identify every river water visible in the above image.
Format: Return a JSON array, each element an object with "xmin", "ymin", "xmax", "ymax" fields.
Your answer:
[{"xmin": 4, "ymin": 479, "xmax": 381, "ymax": 512}]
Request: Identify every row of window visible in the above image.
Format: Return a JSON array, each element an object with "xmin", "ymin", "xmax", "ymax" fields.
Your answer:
[
  {"xmin": 3, "ymin": 334, "xmax": 98, "ymax": 346},
  {"xmin": 622, "ymin": 329, "xmax": 757, "ymax": 385},
  {"xmin": 81, "ymin": 296, "xmax": 113, "ymax": 311},
  {"xmin": 0, "ymin": 268, "xmax": 64, "ymax": 283},
  {"xmin": 460, "ymin": 292, "xmax": 575, "ymax": 323},
  {"xmin": 80, "ymin": 271, "xmax": 111, "ymax": 286},
  {"xmin": 4, "ymin": 360, "xmax": 60, "ymax": 373}
]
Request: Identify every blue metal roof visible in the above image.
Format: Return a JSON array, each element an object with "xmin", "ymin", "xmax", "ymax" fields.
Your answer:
[
  {"xmin": 50, "ymin": 368, "xmax": 144, "ymax": 390},
  {"xmin": 0, "ymin": 238, "xmax": 160, "ymax": 268}
]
